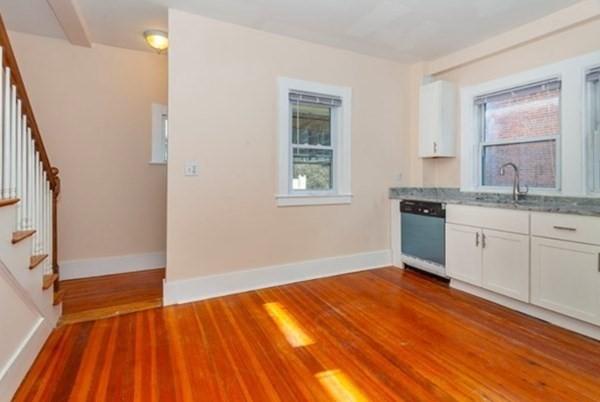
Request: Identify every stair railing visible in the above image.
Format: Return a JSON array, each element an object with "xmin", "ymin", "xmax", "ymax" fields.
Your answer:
[{"xmin": 0, "ymin": 15, "xmax": 60, "ymax": 290}]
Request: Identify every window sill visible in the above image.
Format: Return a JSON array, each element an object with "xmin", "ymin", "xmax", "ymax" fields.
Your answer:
[
  {"xmin": 465, "ymin": 187, "xmax": 561, "ymax": 196},
  {"xmin": 275, "ymin": 194, "xmax": 353, "ymax": 207},
  {"xmin": 148, "ymin": 160, "xmax": 167, "ymax": 166}
]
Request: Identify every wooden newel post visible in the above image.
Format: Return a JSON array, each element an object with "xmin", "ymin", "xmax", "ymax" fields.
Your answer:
[{"xmin": 51, "ymin": 167, "xmax": 60, "ymax": 291}]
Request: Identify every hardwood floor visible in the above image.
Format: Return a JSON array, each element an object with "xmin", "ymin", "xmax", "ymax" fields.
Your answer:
[
  {"xmin": 59, "ymin": 268, "xmax": 164, "ymax": 325},
  {"xmin": 14, "ymin": 268, "xmax": 600, "ymax": 401}
]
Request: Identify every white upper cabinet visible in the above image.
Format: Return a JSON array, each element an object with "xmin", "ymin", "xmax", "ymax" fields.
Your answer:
[{"xmin": 419, "ymin": 80, "xmax": 456, "ymax": 158}]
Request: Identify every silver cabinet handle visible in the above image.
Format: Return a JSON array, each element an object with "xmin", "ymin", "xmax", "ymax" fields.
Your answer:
[
  {"xmin": 475, "ymin": 232, "xmax": 480, "ymax": 247},
  {"xmin": 553, "ymin": 226, "xmax": 577, "ymax": 232},
  {"xmin": 433, "ymin": 142, "xmax": 438, "ymax": 153},
  {"xmin": 482, "ymin": 233, "xmax": 486, "ymax": 249}
]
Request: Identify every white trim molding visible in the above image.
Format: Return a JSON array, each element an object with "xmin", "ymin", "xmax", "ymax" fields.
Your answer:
[
  {"xmin": 0, "ymin": 318, "xmax": 52, "ymax": 399},
  {"xmin": 150, "ymin": 103, "xmax": 168, "ymax": 165},
  {"xmin": 390, "ymin": 199, "xmax": 404, "ymax": 268},
  {"xmin": 460, "ymin": 50, "xmax": 600, "ymax": 197},
  {"xmin": 60, "ymin": 251, "xmax": 166, "ymax": 280},
  {"xmin": 277, "ymin": 77, "xmax": 352, "ymax": 207},
  {"xmin": 452, "ymin": 279, "xmax": 600, "ymax": 341},
  {"xmin": 164, "ymin": 249, "xmax": 391, "ymax": 305},
  {"xmin": 275, "ymin": 193, "xmax": 352, "ymax": 207},
  {"xmin": 0, "ymin": 258, "xmax": 54, "ymax": 399}
]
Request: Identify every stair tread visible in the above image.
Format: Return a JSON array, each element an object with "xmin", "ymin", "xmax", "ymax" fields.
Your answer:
[
  {"xmin": 12, "ymin": 230, "xmax": 36, "ymax": 244},
  {"xmin": 53, "ymin": 290, "xmax": 65, "ymax": 306},
  {"xmin": 30, "ymin": 254, "xmax": 48, "ymax": 270},
  {"xmin": 0, "ymin": 198, "xmax": 19, "ymax": 207},
  {"xmin": 42, "ymin": 273, "xmax": 58, "ymax": 290}
]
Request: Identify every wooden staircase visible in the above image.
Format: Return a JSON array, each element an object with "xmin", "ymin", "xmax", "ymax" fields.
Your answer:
[{"xmin": 0, "ymin": 14, "xmax": 62, "ymax": 319}]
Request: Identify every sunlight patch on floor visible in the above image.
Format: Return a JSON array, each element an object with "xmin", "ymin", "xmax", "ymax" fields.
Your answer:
[
  {"xmin": 316, "ymin": 369, "xmax": 369, "ymax": 402},
  {"xmin": 263, "ymin": 302, "xmax": 315, "ymax": 347}
]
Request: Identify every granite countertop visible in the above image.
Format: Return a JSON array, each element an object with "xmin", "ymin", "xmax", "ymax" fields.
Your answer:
[{"xmin": 389, "ymin": 187, "xmax": 600, "ymax": 217}]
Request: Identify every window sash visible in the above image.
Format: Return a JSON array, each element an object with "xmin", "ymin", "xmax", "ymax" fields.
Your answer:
[
  {"xmin": 476, "ymin": 98, "xmax": 561, "ymax": 191},
  {"xmin": 588, "ymin": 71, "xmax": 600, "ymax": 193},
  {"xmin": 161, "ymin": 113, "xmax": 168, "ymax": 162},
  {"xmin": 474, "ymin": 78, "xmax": 561, "ymax": 105},
  {"xmin": 479, "ymin": 138, "xmax": 559, "ymax": 190},
  {"xmin": 289, "ymin": 90, "xmax": 342, "ymax": 107},
  {"xmin": 288, "ymin": 100, "xmax": 338, "ymax": 194},
  {"xmin": 587, "ymin": 67, "xmax": 600, "ymax": 83}
]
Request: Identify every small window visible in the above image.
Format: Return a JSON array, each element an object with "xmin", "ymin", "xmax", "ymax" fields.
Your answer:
[
  {"xmin": 588, "ymin": 67, "xmax": 600, "ymax": 193},
  {"xmin": 151, "ymin": 103, "xmax": 168, "ymax": 164},
  {"xmin": 277, "ymin": 78, "xmax": 352, "ymax": 206},
  {"xmin": 475, "ymin": 79, "xmax": 561, "ymax": 190},
  {"xmin": 290, "ymin": 92, "xmax": 339, "ymax": 191}
]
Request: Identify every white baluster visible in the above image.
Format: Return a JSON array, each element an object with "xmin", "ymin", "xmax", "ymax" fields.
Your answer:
[
  {"xmin": 26, "ymin": 133, "xmax": 33, "ymax": 230},
  {"xmin": 19, "ymin": 115, "xmax": 27, "ymax": 229},
  {"xmin": 41, "ymin": 170, "xmax": 47, "ymax": 271},
  {"xmin": 37, "ymin": 161, "xmax": 43, "ymax": 256},
  {"xmin": 0, "ymin": 47, "xmax": 3, "ymax": 191},
  {"xmin": 15, "ymin": 99, "xmax": 22, "ymax": 228},
  {"xmin": 9, "ymin": 85, "xmax": 16, "ymax": 199},
  {"xmin": 49, "ymin": 185, "xmax": 53, "ymax": 273},
  {"xmin": 1, "ymin": 67, "xmax": 9, "ymax": 199},
  {"xmin": 46, "ymin": 181, "xmax": 51, "ymax": 273},
  {"xmin": 31, "ymin": 150, "xmax": 39, "ymax": 255},
  {"xmin": 44, "ymin": 181, "xmax": 48, "ymax": 271}
]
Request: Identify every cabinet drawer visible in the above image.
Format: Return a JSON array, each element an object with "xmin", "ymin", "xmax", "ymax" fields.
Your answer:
[
  {"xmin": 531, "ymin": 213, "xmax": 600, "ymax": 246},
  {"xmin": 446, "ymin": 205, "xmax": 529, "ymax": 234}
]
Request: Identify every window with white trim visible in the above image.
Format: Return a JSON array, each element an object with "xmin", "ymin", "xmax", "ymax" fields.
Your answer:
[
  {"xmin": 588, "ymin": 67, "xmax": 600, "ymax": 193},
  {"xmin": 475, "ymin": 79, "xmax": 561, "ymax": 190},
  {"xmin": 277, "ymin": 78, "xmax": 352, "ymax": 206},
  {"xmin": 150, "ymin": 103, "xmax": 168, "ymax": 164},
  {"xmin": 290, "ymin": 92, "xmax": 338, "ymax": 191}
]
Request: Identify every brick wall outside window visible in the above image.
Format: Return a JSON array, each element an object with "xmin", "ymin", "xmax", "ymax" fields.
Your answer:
[{"xmin": 481, "ymin": 86, "xmax": 560, "ymax": 188}]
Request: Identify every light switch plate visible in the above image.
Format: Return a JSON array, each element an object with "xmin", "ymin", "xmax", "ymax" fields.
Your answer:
[{"xmin": 184, "ymin": 160, "xmax": 199, "ymax": 176}]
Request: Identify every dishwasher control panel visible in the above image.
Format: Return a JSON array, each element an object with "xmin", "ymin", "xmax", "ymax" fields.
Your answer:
[{"xmin": 400, "ymin": 200, "xmax": 446, "ymax": 218}]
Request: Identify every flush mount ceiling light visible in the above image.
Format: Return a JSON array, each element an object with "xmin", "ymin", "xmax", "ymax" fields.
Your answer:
[{"xmin": 143, "ymin": 30, "xmax": 168, "ymax": 53}]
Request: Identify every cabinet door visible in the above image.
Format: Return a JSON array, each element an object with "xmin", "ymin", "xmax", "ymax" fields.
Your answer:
[
  {"xmin": 418, "ymin": 83, "xmax": 438, "ymax": 157},
  {"xmin": 531, "ymin": 237, "xmax": 600, "ymax": 325},
  {"xmin": 482, "ymin": 229, "xmax": 530, "ymax": 302},
  {"xmin": 446, "ymin": 224, "xmax": 482, "ymax": 286},
  {"xmin": 418, "ymin": 81, "xmax": 456, "ymax": 158}
]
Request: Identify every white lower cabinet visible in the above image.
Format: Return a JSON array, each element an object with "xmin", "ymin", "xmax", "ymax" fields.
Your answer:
[
  {"xmin": 481, "ymin": 229, "xmax": 530, "ymax": 302},
  {"xmin": 446, "ymin": 224, "xmax": 482, "ymax": 285},
  {"xmin": 446, "ymin": 222, "xmax": 530, "ymax": 302},
  {"xmin": 443, "ymin": 205, "xmax": 600, "ymax": 338},
  {"xmin": 531, "ymin": 237, "xmax": 600, "ymax": 326}
]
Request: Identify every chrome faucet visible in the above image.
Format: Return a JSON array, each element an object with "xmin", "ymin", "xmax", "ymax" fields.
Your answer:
[{"xmin": 499, "ymin": 162, "xmax": 529, "ymax": 202}]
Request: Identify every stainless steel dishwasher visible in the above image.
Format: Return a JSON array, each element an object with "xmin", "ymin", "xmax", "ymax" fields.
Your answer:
[{"xmin": 400, "ymin": 200, "xmax": 447, "ymax": 278}]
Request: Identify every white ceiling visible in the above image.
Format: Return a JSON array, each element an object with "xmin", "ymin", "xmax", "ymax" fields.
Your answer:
[{"xmin": 0, "ymin": 0, "xmax": 582, "ymax": 62}]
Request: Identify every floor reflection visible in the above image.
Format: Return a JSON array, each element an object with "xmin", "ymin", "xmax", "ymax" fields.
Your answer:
[
  {"xmin": 264, "ymin": 302, "xmax": 315, "ymax": 347},
  {"xmin": 316, "ymin": 369, "xmax": 369, "ymax": 402}
]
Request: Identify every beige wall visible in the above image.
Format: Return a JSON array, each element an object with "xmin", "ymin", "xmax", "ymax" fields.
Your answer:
[
  {"xmin": 10, "ymin": 31, "xmax": 168, "ymax": 266},
  {"xmin": 409, "ymin": 18, "xmax": 600, "ymax": 187},
  {"xmin": 167, "ymin": 10, "xmax": 408, "ymax": 281}
]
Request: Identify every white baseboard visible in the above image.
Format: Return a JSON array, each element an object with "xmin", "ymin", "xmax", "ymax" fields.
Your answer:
[
  {"xmin": 0, "ymin": 318, "xmax": 52, "ymax": 401},
  {"xmin": 451, "ymin": 279, "xmax": 600, "ymax": 341},
  {"xmin": 60, "ymin": 252, "xmax": 166, "ymax": 280},
  {"xmin": 164, "ymin": 249, "xmax": 392, "ymax": 306}
]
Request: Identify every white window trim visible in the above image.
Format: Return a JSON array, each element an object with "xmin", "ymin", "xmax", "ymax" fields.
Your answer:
[
  {"xmin": 460, "ymin": 50, "xmax": 600, "ymax": 197},
  {"xmin": 276, "ymin": 77, "xmax": 352, "ymax": 206},
  {"xmin": 150, "ymin": 103, "xmax": 168, "ymax": 165}
]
